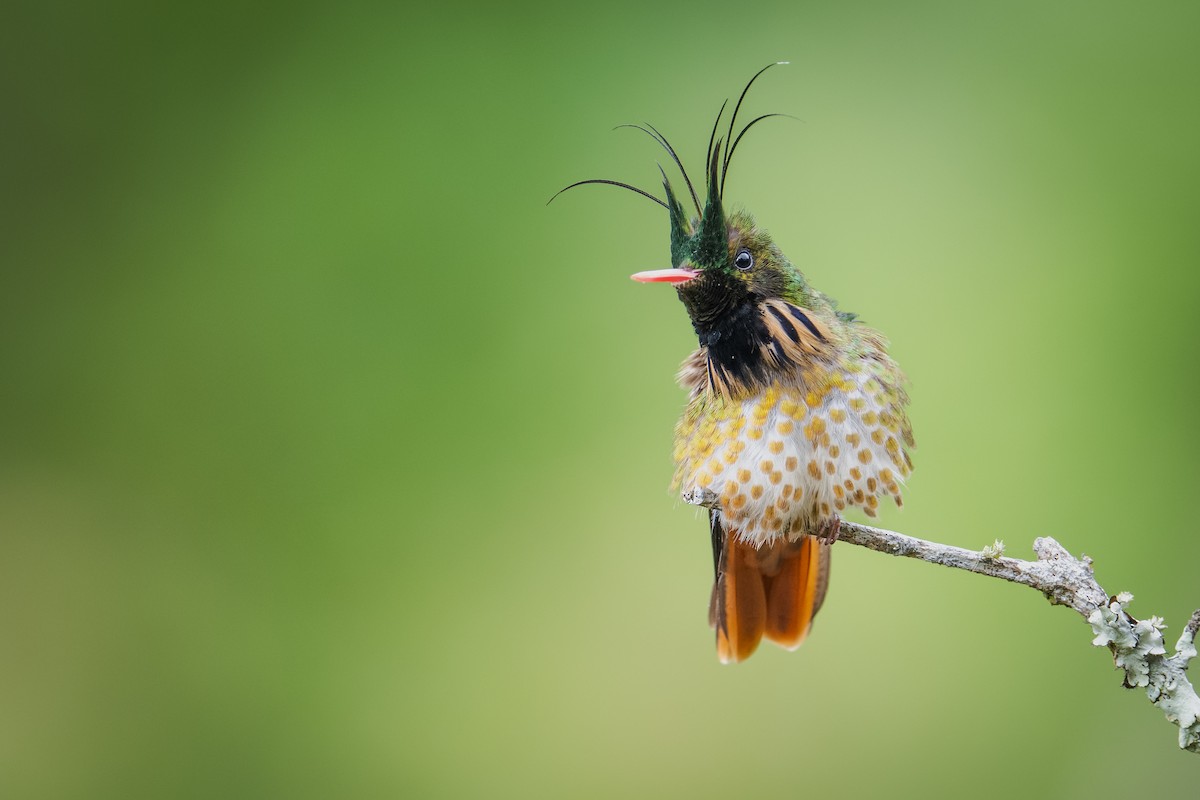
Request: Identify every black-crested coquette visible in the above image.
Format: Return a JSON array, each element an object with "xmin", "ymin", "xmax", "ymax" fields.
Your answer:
[{"xmin": 553, "ymin": 64, "xmax": 914, "ymax": 662}]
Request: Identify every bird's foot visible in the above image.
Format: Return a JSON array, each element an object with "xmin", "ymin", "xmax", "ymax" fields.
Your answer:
[{"xmin": 817, "ymin": 516, "xmax": 841, "ymax": 546}]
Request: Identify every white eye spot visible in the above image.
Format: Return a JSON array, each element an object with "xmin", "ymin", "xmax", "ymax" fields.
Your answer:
[{"xmin": 735, "ymin": 249, "xmax": 753, "ymax": 271}]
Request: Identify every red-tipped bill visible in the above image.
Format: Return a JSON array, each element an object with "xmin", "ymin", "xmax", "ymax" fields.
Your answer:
[{"xmin": 630, "ymin": 268, "xmax": 699, "ymax": 285}]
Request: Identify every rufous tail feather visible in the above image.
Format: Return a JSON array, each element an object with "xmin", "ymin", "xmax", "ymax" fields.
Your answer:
[
  {"xmin": 710, "ymin": 523, "xmax": 832, "ymax": 662},
  {"xmin": 764, "ymin": 536, "xmax": 831, "ymax": 649}
]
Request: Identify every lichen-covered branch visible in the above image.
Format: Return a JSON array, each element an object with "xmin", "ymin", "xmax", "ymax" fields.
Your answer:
[{"xmin": 681, "ymin": 487, "xmax": 1200, "ymax": 753}]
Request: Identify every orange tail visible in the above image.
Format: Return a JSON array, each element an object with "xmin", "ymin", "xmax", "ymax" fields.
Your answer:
[{"xmin": 709, "ymin": 516, "xmax": 832, "ymax": 663}]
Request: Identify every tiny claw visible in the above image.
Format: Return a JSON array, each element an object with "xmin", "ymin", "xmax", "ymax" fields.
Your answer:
[{"xmin": 817, "ymin": 517, "xmax": 841, "ymax": 546}]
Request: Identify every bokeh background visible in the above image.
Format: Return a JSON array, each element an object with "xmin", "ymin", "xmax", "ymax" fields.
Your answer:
[{"xmin": 3, "ymin": 0, "xmax": 1198, "ymax": 797}]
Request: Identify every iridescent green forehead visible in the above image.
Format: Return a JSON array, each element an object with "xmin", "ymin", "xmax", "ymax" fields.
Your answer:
[{"xmin": 669, "ymin": 199, "xmax": 728, "ymax": 268}]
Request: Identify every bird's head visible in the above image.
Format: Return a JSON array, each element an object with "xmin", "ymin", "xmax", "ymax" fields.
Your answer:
[
  {"xmin": 551, "ymin": 63, "xmax": 811, "ymax": 344},
  {"xmin": 639, "ymin": 140, "xmax": 805, "ymax": 342}
]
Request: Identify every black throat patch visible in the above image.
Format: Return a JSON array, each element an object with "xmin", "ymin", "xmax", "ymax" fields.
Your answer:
[
  {"xmin": 695, "ymin": 301, "xmax": 780, "ymax": 393},
  {"xmin": 690, "ymin": 298, "xmax": 829, "ymax": 397}
]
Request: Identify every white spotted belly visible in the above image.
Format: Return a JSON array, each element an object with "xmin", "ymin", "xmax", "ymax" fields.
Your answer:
[{"xmin": 674, "ymin": 369, "xmax": 913, "ymax": 546}]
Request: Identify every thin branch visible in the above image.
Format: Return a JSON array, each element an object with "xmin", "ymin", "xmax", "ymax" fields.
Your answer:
[{"xmin": 682, "ymin": 487, "xmax": 1200, "ymax": 753}]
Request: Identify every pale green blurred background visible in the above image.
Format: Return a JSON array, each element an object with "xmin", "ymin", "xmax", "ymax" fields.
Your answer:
[{"xmin": 3, "ymin": 0, "xmax": 1199, "ymax": 797}]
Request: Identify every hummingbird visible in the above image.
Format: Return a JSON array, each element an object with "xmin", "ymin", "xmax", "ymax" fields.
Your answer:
[{"xmin": 553, "ymin": 64, "xmax": 914, "ymax": 663}]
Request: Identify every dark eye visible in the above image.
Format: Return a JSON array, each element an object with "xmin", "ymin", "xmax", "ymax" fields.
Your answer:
[{"xmin": 734, "ymin": 249, "xmax": 753, "ymax": 271}]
